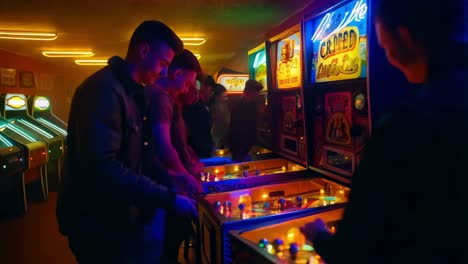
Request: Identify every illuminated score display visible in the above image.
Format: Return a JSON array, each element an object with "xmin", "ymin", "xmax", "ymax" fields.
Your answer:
[
  {"xmin": 306, "ymin": 0, "xmax": 368, "ymax": 83},
  {"xmin": 6, "ymin": 94, "xmax": 27, "ymax": 110},
  {"xmin": 34, "ymin": 96, "xmax": 50, "ymax": 111}
]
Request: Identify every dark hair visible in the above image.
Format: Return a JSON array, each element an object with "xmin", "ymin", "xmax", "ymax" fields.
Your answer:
[
  {"xmin": 376, "ymin": 0, "xmax": 463, "ymax": 48},
  {"xmin": 244, "ymin": 79, "xmax": 263, "ymax": 94},
  {"xmin": 128, "ymin": 20, "xmax": 183, "ymax": 55},
  {"xmin": 204, "ymin": 75, "xmax": 216, "ymax": 87},
  {"xmin": 213, "ymin": 84, "xmax": 227, "ymax": 97},
  {"xmin": 169, "ymin": 49, "xmax": 202, "ymax": 73},
  {"xmin": 377, "ymin": 0, "xmax": 465, "ymax": 76}
]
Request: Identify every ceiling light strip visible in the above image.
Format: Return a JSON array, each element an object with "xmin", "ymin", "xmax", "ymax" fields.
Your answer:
[
  {"xmin": 181, "ymin": 37, "xmax": 206, "ymax": 46},
  {"xmin": 42, "ymin": 51, "xmax": 94, "ymax": 57},
  {"xmin": 75, "ymin": 59, "xmax": 108, "ymax": 66},
  {"xmin": 0, "ymin": 31, "xmax": 57, "ymax": 41}
]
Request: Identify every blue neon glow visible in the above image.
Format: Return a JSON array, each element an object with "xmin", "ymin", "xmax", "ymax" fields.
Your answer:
[
  {"xmin": 17, "ymin": 119, "xmax": 54, "ymax": 139},
  {"xmin": 0, "ymin": 134, "xmax": 13, "ymax": 147},
  {"xmin": 37, "ymin": 118, "xmax": 67, "ymax": 136},
  {"xmin": 305, "ymin": 0, "xmax": 368, "ymax": 83},
  {"xmin": 2, "ymin": 124, "xmax": 36, "ymax": 142}
]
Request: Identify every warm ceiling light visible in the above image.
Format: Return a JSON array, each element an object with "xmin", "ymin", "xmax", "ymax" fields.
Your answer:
[
  {"xmin": 181, "ymin": 37, "xmax": 206, "ymax": 46},
  {"xmin": 0, "ymin": 30, "xmax": 57, "ymax": 41},
  {"xmin": 194, "ymin": 54, "xmax": 201, "ymax": 59},
  {"xmin": 42, "ymin": 51, "xmax": 94, "ymax": 57},
  {"xmin": 75, "ymin": 59, "xmax": 108, "ymax": 66}
]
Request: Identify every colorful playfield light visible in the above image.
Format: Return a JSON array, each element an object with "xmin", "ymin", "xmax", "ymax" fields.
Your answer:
[
  {"xmin": 181, "ymin": 37, "xmax": 206, "ymax": 46},
  {"xmin": 75, "ymin": 59, "xmax": 108, "ymax": 66},
  {"xmin": 42, "ymin": 50, "xmax": 94, "ymax": 57},
  {"xmin": 0, "ymin": 30, "xmax": 57, "ymax": 41},
  {"xmin": 194, "ymin": 53, "xmax": 201, "ymax": 59}
]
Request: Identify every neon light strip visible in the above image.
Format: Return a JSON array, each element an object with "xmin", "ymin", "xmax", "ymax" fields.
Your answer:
[
  {"xmin": 42, "ymin": 51, "xmax": 94, "ymax": 57},
  {"xmin": 180, "ymin": 37, "xmax": 206, "ymax": 46},
  {"xmin": 0, "ymin": 134, "xmax": 13, "ymax": 147},
  {"xmin": 311, "ymin": 0, "xmax": 367, "ymax": 42},
  {"xmin": 17, "ymin": 119, "xmax": 54, "ymax": 139},
  {"xmin": 37, "ymin": 118, "xmax": 67, "ymax": 136},
  {"xmin": 75, "ymin": 59, "xmax": 108, "ymax": 66},
  {"xmin": 0, "ymin": 31, "xmax": 57, "ymax": 41},
  {"xmin": 5, "ymin": 124, "xmax": 36, "ymax": 142}
]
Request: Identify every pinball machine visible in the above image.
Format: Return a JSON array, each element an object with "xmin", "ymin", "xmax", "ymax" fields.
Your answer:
[
  {"xmin": 302, "ymin": 0, "xmax": 371, "ymax": 181},
  {"xmin": 28, "ymin": 95, "xmax": 67, "ymax": 144},
  {"xmin": 0, "ymin": 94, "xmax": 64, "ymax": 193},
  {"xmin": 229, "ymin": 206, "xmax": 344, "ymax": 264},
  {"xmin": 198, "ymin": 176, "xmax": 349, "ymax": 264},
  {"xmin": 0, "ymin": 133, "xmax": 27, "ymax": 215},
  {"xmin": 201, "ymin": 158, "xmax": 308, "ymax": 194},
  {"xmin": 0, "ymin": 117, "xmax": 47, "ymax": 211},
  {"xmin": 302, "ymin": 0, "xmax": 411, "ymax": 183},
  {"xmin": 224, "ymin": 0, "xmax": 414, "ymax": 262},
  {"xmin": 268, "ymin": 24, "xmax": 308, "ymax": 167}
]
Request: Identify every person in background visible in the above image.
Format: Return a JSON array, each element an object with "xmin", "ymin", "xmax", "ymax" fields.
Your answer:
[
  {"xmin": 183, "ymin": 74, "xmax": 214, "ymax": 158},
  {"xmin": 227, "ymin": 79, "xmax": 263, "ymax": 162},
  {"xmin": 301, "ymin": 0, "xmax": 466, "ymax": 263},
  {"xmin": 146, "ymin": 49, "xmax": 203, "ymax": 264},
  {"xmin": 210, "ymin": 83, "xmax": 230, "ymax": 149},
  {"xmin": 201, "ymin": 75, "xmax": 215, "ymax": 107},
  {"xmin": 147, "ymin": 49, "xmax": 203, "ymax": 178},
  {"xmin": 57, "ymin": 21, "xmax": 197, "ymax": 264}
]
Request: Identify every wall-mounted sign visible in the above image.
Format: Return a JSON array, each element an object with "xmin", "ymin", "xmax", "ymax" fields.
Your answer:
[
  {"xmin": 277, "ymin": 32, "xmax": 302, "ymax": 89},
  {"xmin": 0, "ymin": 67, "xmax": 17, "ymax": 87},
  {"xmin": 306, "ymin": 0, "xmax": 368, "ymax": 83},
  {"xmin": 19, "ymin": 71, "xmax": 36, "ymax": 88},
  {"xmin": 38, "ymin": 73, "xmax": 54, "ymax": 91},
  {"xmin": 217, "ymin": 74, "xmax": 249, "ymax": 93}
]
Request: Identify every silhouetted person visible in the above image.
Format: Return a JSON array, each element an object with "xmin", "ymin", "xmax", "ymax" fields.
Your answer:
[
  {"xmin": 301, "ymin": 0, "xmax": 466, "ymax": 263},
  {"xmin": 183, "ymin": 74, "xmax": 214, "ymax": 158},
  {"xmin": 228, "ymin": 80, "xmax": 263, "ymax": 162},
  {"xmin": 210, "ymin": 84, "xmax": 230, "ymax": 149}
]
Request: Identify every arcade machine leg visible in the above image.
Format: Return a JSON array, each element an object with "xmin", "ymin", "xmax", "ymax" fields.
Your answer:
[
  {"xmin": 16, "ymin": 173, "xmax": 28, "ymax": 215},
  {"xmin": 46, "ymin": 159, "xmax": 61, "ymax": 191},
  {"xmin": 27, "ymin": 165, "xmax": 48, "ymax": 201},
  {"xmin": 0, "ymin": 172, "xmax": 28, "ymax": 217}
]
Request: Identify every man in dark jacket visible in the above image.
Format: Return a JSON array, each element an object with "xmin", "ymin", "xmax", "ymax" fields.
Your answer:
[
  {"xmin": 183, "ymin": 74, "xmax": 214, "ymax": 159},
  {"xmin": 228, "ymin": 79, "xmax": 263, "ymax": 162},
  {"xmin": 56, "ymin": 21, "xmax": 197, "ymax": 264},
  {"xmin": 301, "ymin": 0, "xmax": 466, "ymax": 263}
]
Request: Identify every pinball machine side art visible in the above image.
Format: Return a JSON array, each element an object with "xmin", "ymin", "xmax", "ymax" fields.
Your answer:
[{"xmin": 325, "ymin": 92, "xmax": 352, "ymax": 145}]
